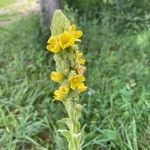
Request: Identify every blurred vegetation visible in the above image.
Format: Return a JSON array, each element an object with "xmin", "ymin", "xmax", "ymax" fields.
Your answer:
[
  {"xmin": 64, "ymin": 0, "xmax": 150, "ymax": 33},
  {"xmin": 0, "ymin": 13, "xmax": 18, "ymax": 21},
  {"xmin": 0, "ymin": 0, "xmax": 150, "ymax": 149},
  {"xmin": 0, "ymin": 0, "xmax": 16, "ymax": 8}
]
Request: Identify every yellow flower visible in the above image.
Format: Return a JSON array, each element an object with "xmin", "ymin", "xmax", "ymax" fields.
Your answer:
[
  {"xmin": 78, "ymin": 83, "xmax": 87, "ymax": 92},
  {"xmin": 54, "ymin": 86, "xmax": 69, "ymax": 101},
  {"xmin": 69, "ymin": 24, "xmax": 83, "ymax": 40},
  {"xmin": 69, "ymin": 75, "xmax": 87, "ymax": 92},
  {"xmin": 59, "ymin": 31, "xmax": 76, "ymax": 49},
  {"xmin": 50, "ymin": 71, "xmax": 64, "ymax": 83},
  {"xmin": 76, "ymin": 52, "xmax": 85, "ymax": 65},
  {"xmin": 47, "ymin": 36, "xmax": 60, "ymax": 53}
]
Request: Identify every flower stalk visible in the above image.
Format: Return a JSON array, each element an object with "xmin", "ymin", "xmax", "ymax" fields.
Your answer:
[{"xmin": 46, "ymin": 10, "xmax": 87, "ymax": 150}]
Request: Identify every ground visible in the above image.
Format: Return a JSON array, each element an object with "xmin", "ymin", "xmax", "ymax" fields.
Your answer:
[{"xmin": 0, "ymin": 0, "xmax": 39, "ymax": 26}]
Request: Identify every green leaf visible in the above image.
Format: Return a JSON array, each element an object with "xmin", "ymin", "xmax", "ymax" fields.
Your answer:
[{"xmin": 58, "ymin": 129, "xmax": 72, "ymax": 143}]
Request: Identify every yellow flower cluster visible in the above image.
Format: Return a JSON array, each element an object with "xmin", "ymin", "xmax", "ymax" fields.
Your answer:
[
  {"xmin": 47, "ymin": 24, "xmax": 83, "ymax": 53},
  {"xmin": 54, "ymin": 86, "xmax": 69, "ymax": 100},
  {"xmin": 47, "ymin": 24, "xmax": 87, "ymax": 101}
]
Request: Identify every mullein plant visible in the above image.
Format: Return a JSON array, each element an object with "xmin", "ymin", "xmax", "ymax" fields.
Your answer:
[{"xmin": 47, "ymin": 10, "xmax": 87, "ymax": 150}]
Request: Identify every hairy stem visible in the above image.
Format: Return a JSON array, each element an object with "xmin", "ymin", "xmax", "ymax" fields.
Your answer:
[{"xmin": 64, "ymin": 99, "xmax": 82, "ymax": 150}]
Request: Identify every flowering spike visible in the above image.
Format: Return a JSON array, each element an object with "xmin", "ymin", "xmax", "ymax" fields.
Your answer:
[{"xmin": 47, "ymin": 9, "xmax": 87, "ymax": 150}]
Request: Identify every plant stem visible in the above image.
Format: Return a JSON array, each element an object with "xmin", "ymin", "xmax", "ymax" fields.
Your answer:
[{"xmin": 64, "ymin": 99, "xmax": 82, "ymax": 150}]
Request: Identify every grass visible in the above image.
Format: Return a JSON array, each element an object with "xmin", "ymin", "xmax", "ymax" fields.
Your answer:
[
  {"xmin": 0, "ymin": 14, "xmax": 57, "ymax": 150},
  {"xmin": 0, "ymin": 12, "xmax": 150, "ymax": 150},
  {"xmin": 0, "ymin": 0, "xmax": 16, "ymax": 8},
  {"xmin": 0, "ymin": 13, "xmax": 18, "ymax": 21}
]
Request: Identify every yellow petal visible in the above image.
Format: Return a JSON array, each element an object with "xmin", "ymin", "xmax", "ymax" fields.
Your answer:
[
  {"xmin": 78, "ymin": 83, "xmax": 87, "ymax": 92},
  {"xmin": 59, "ymin": 32, "xmax": 76, "ymax": 49},
  {"xmin": 74, "ymin": 31, "xmax": 83, "ymax": 39},
  {"xmin": 47, "ymin": 36, "xmax": 61, "ymax": 53},
  {"xmin": 54, "ymin": 86, "xmax": 69, "ymax": 101},
  {"xmin": 78, "ymin": 75, "xmax": 85, "ymax": 82},
  {"xmin": 60, "ymin": 86, "xmax": 69, "ymax": 95},
  {"xmin": 69, "ymin": 75, "xmax": 86, "ymax": 90},
  {"xmin": 70, "ymin": 24, "xmax": 77, "ymax": 32},
  {"xmin": 54, "ymin": 90, "xmax": 63, "ymax": 100},
  {"xmin": 50, "ymin": 71, "xmax": 64, "ymax": 82}
]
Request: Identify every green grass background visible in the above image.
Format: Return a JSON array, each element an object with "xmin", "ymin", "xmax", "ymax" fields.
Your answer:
[{"xmin": 0, "ymin": 1, "xmax": 150, "ymax": 150}]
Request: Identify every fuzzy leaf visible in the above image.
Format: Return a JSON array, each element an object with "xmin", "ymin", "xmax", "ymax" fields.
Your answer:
[
  {"xmin": 58, "ymin": 129, "xmax": 72, "ymax": 142},
  {"xmin": 80, "ymin": 124, "xmax": 86, "ymax": 146},
  {"xmin": 51, "ymin": 9, "xmax": 71, "ymax": 36},
  {"xmin": 57, "ymin": 118, "xmax": 70, "ymax": 125}
]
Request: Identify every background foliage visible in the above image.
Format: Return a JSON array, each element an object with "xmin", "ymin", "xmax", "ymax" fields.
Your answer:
[{"xmin": 0, "ymin": 0, "xmax": 150, "ymax": 149}]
